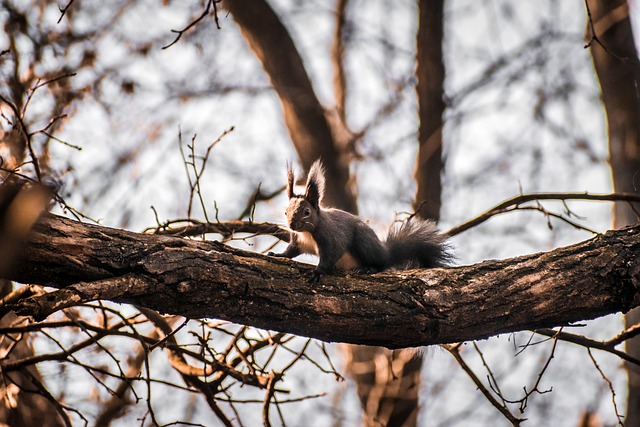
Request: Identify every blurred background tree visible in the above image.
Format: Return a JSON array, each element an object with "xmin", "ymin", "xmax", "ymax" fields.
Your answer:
[{"xmin": 586, "ymin": 1, "xmax": 640, "ymax": 426}]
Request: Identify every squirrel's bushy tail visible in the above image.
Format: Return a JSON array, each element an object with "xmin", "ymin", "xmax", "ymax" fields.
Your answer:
[{"xmin": 385, "ymin": 218, "xmax": 450, "ymax": 269}]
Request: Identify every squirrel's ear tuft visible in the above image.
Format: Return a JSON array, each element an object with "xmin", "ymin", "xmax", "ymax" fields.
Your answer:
[
  {"xmin": 305, "ymin": 159, "xmax": 325, "ymax": 208},
  {"xmin": 286, "ymin": 162, "xmax": 295, "ymax": 199}
]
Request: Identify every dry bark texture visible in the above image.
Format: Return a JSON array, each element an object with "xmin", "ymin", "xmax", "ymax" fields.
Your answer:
[
  {"xmin": 6, "ymin": 214, "xmax": 640, "ymax": 348},
  {"xmin": 586, "ymin": 0, "xmax": 640, "ymax": 424}
]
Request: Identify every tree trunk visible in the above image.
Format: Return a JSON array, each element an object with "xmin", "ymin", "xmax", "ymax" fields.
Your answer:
[
  {"xmin": 586, "ymin": 1, "xmax": 640, "ymax": 425},
  {"xmin": 223, "ymin": 0, "xmax": 356, "ymax": 212},
  {"xmin": 348, "ymin": 1, "xmax": 446, "ymax": 425},
  {"xmin": 414, "ymin": 0, "xmax": 445, "ymax": 222},
  {"xmin": 4, "ymin": 214, "xmax": 639, "ymax": 349}
]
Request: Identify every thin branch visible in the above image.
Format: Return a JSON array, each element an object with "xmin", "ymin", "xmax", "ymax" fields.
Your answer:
[
  {"xmin": 57, "ymin": 0, "xmax": 76, "ymax": 23},
  {"xmin": 215, "ymin": 392, "xmax": 327, "ymax": 405},
  {"xmin": 607, "ymin": 322, "xmax": 640, "ymax": 347},
  {"xmin": 586, "ymin": 348, "xmax": 624, "ymax": 426},
  {"xmin": 1, "ymin": 328, "xmax": 109, "ymax": 372},
  {"xmin": 280, "ymin": 338, "xmax": 312, "ymax": 374},
  {"xmin": 515, "ymin": 206, "xmax": 599, "ymax": 234},
  {"xmin": 179, "ymin": 127, "xmax": 234, "ymax": 223},
  {"xmin": 472, "ymin": 341, "xmax": 508, "ymax": 410},
  {"xmin": 317, "ymin": 341, "xmax": 344, "ymax": 382},
  {"xmin": 503, "ymin": 332, "xmax": 559, "ymax": 413},
  {"xmin": 447, "ymin": 191, "xmax": 640, "ymax": 236},
  {"xmin": 11, "ymin": 275, "xmax": 155, "ymax": 320},
  {"xmin": 0, "ymin": 93, "xmax": 41, "ymax": 181},
  {"xmin": 262, "ymin": 372, "xmax": 281, "ymax": 427},
  {"xmin": 23, "ymin": 72, "xmax": 77, "ymax": 117},
  {"xmin": 147, "ymin": 317, "xmax": 190, "ymax": 351},
  {"xmin": 144, "ymin": 218, "xmax": 290, "ymax": 242},
  {"xmin": 40, "ymin": 130, "xmax": 82, "ymax": 151},
  {"xmin": 535, "ymin": 328, "xmax": 640, "ymax": 367},
  {"xmin": 442, "ymin": 343, "xmax": 524, "ymax": 425},
  {"xmin": 162, "ymin": 0, "xmax": 221, "ymax": 49},
  {"xmin": 237, "ymin": 183, "xmax": 285, "ymax": 221},
  {"xmin": 31, "ymin": 114, "xmax": 68, "ymax": 136},
  {"xmin": 38, "ymin": 328, "xmax": 119, "ymax": 397}
]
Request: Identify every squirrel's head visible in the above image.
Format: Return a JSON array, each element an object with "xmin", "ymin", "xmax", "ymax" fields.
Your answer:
[{"xmin": 285, "ymin": 160, "xmax": 325, "ymax": 232}]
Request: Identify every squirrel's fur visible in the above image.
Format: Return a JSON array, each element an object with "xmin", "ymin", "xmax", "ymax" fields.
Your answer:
[{"xmin": 271, "ymin": 160, "xmax": 450, "ymax": 282}]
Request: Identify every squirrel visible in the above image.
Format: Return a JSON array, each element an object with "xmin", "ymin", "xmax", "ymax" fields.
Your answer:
[{"xmin": 269, "ymin": 159, "xmax": 450, "ymax": 283}]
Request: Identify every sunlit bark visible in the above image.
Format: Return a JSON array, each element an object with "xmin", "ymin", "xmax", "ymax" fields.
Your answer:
[{"xmin": 5, "ymin": 214, "xmax": 639, "ymax": 348}]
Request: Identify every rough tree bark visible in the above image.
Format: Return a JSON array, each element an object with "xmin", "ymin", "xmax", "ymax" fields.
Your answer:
[
  {"xmin": 4, "ymin": 214, "xmax": 639, "ymax": 348},
  {"xmin": 586, "ymin": 1, "xmax": 640, "ymax": 425}
]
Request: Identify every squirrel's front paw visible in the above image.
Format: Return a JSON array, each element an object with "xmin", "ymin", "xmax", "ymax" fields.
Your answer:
[
  {"xmin": 353, "ymin": 266, "xmax": 378, "ymax": 274},
  {"xmin": 308, "ymin": 271, "xmax": 322, "ymax": 284}
]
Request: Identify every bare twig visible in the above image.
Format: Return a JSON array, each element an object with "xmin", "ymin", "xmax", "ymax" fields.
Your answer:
[
  {"xmin": 163, "ymin": 0, "xmax": 222, "ymax": 49},
  {"xmin": 472, "ymin": 341, "xmax": 508, "ymax": 410},
  {"xmin": 179, "ymin": 127, "xmax": 234, "ymax": 223},
  {"xmin": 40, "ymin": 130, "xmax": 82, "ymax": 151},
  {"xmin": 503, "ymin": 332, "xmax": 559, "ymax": 413},
  {"xmin": 587, "ymin": 348, "xmax": 624, "ymax": 426},
  {"xmin": 535, "ymin": 327, "xmax": 640, "ymax": 367},
  {"xmin": 237, "ymin": 183, "xmax": 285, "ymax": 221},
  {"xmin": 0, "ymin": 93, "xmax": 41, "ymax": 181},
  {"xmin": 57, "ymin": 0, "xmax": 76, "ymax": 23},
  {"xmin": 144, "ymin": 218, "xmax": 290, "ymax": 242},
  {"xmin": 607, "ymin": 322, "xmax": 640, "ymax": 347},
  {"xmin": 262, "ymin": 372, "xmax": 281, "ymax": 427},
  {"xmin": 22, "ymin": 72, "xmax": 77, "ymax": 117},
  {"xmin": 514, "ymin": 206, "xmax": 600, "ymax": 234},
  {"xmin": 447, "ymin": 191, "xmax": 640, "ymax": 236},
  {"xmin": 442, "ymin": 343, "xmax": 524, "ymax": 426}
]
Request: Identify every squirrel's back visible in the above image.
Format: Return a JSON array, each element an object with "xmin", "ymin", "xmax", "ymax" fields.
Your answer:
[{"xmin": 318, "ymin": 208, "xmax": 389, "ymax": 271}]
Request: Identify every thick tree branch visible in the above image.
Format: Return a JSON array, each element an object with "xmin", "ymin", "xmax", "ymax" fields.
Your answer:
[{"xmin": 4, "ymin": 214, "xmax": 640, "ymax": 349}]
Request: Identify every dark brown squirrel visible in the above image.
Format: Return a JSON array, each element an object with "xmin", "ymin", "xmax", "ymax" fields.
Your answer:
[{"xmin": 269, "ymin": 160, "xmax": 450, "ymax": 283}]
